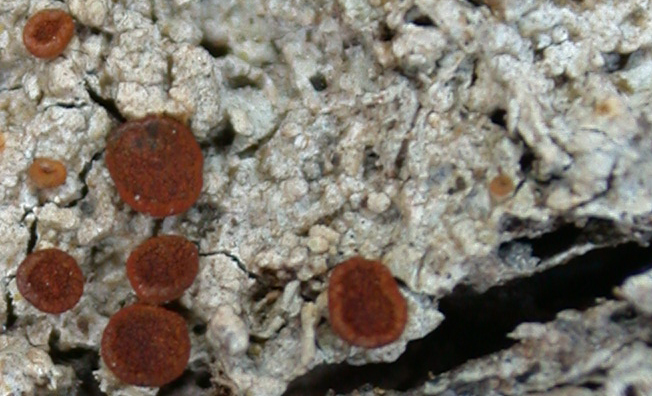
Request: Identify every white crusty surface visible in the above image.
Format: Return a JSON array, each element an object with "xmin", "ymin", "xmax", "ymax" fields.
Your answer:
[
  {"xmin": 0, "ymin": 335, "xmax": 76, "ymax": 395},
  {"xmin": 2, "ymin": 0, "xmax": 652, "ymax": 395}
]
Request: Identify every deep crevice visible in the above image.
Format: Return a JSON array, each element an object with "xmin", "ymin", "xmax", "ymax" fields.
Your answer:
[
  {"xmin": 498, "ymin": 222, "xmax": 581, "ymax": 262},
  {"xmin": 200, "ymin": 39, "xmax": 230, "ymax": 58},
  {"xmin": 624, "ymin": 384, "xmax": 639, "ymax": 396},
  {"xmin": 158, "ymin": 363, "xmax": 226, "ymax": 396},
  {"xmin": 283, "ymin": 241, "xmax": 652, "ymax": 395},
  {"xmin": 203, "ymin": 119, "xmax": 236, "ymax": 150},
  {"xmin": 192, "ymin": 322, "xmax": 207, "ymax": 335},
  {"xmin": 498, "ymin": 218, "xmax": 625, "ymax": 262},
  {"xmin": 49, "ymin": 337, "xmax": 102, "ymax": 396},
  {"xmin": 85, "ymin": 83, "xmax": 126, "ymax": 123},
  {"xmin": 226, "ymin": 75, "xmax": 261, "ymax": 90},
  {"xmin": 152, "ymin": 218, "xmax": 164, "ymax": 236},
  {"xmin": 26, "ymin": 218, "xmax": 38, "ymax": 255},
  {"xmin": 602, "ymin": 51, "xmax": 631, "ymax": 73},
  {"xmin": 519, "ymin": 148, "xmax": 536, "ymax": 174},
  {"xmin": 43, "ymin": 102, "xmax": 86, "ymax": 110},
  {"xmin": 489, "ymin": 108, "xmax": 507, "ymax": 128},
  {"xmin": 378, "ymin": 22, "xmax": 395, "ymax": 42},
  {"xmin": 3, "ymin": 290, "xmax": 16, "ymax": 332},
  {"xmin": 65, "ymin": 151, "xmax": 103, "ymax": 209},
  {"xmin": 309, "ymin": 73, "xmax": 328, "ymax": 91},
  {"xmin": 199, "ymin": 250, "xmax": 261, "ymax": 283},
  {"xmin": 405, "ymin": 6, "xmax": 435, "ymax": 26},
  {"xmin": 394, "ymin": 138, "xmax": 409, "ymax": 172}
]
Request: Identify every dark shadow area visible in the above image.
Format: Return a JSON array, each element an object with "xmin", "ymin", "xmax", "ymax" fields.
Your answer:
[
  {"xmin": 309, "ymin": 73, "xmax": 328, "ymax": 91},
  {"xmin": 378, "ymin": 22, "xmax": 395, "ymax": 42},
  {"xmin": 518, "ymin": 148, "xmax": 536, "ymax": 174},
  {"xmin": 602, "ymin": 51, "xmax": 631, "ymax": 73},
  {"xmin": 489, "ymin": 108, "xmax": 507, "ymax": 128},
  {"xmin": 26, "ymin": 218, "xmax": 38, "ymax": 255},
  {"xmin": 200, "ymin": 39, "xmax": 230, "ymax": 58},
  {"xmin": 498, "ymin": 222, "xmax": 582, "ymax": 262},
  {"xmin": 283, "ymin": 242, "xmax": 652, "ymax": 396},
  {"xmin": 212, "ymin": 119, "xmax": 236, "ymax": 148},
  {"xmin": 201, "ymin": 120, "xmax": 236, "ymax": 152},
  {"xmin": 49, "ymin": 340, "xmax": 102, "ymax": 396},
  {"xmin": 405, "ymin": 6, "xmax": 435, "ymax": 26},
  {"xmin": 3, "ymin": 290, "xmax": 16, "ymax": 331},
  {"xmin": 499, "ymin": 217, "xmax": 626, "ymax": 262},
  {"xmin": 158, "ymin": 368, "xmax": 220, "ymax": 396}
]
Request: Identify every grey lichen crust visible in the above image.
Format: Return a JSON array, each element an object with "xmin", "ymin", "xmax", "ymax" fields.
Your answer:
[
  {"xmin": 1, "ymin": 0, "xmax": 652, "ymax": 395},
  {"xmin": 418, "ymin": 301, "xmax": 652, "ymax": 396}
]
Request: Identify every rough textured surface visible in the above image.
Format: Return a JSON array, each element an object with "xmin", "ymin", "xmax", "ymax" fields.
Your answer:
[
  {"xmin": 420, "ymin": 301, "xmax": 652, "ymax": 395},
  {"xmin": 16, "ymin": 248, "xmax": 84, "ymax": 313},
  {"xmin": 0, "ymin": 335, "xmax": 76, "ymax": 395},
  {"xmin": 126, "ymin": 235, "xmax": 199, "ymax": 304},
  {"xmin": 2, "ymin": 0, "xmax": 652, "ymax": 395},
  {"xmin": 328, "ymin": 256, "xmax": 408, "ymax": 348},
  {"xmin": 101, "ymin": 305, "xmax": 190, "ymax": 387},
  {"xmin": 105, "ymin": 115, "xmax": 204, "ymax": 217}
]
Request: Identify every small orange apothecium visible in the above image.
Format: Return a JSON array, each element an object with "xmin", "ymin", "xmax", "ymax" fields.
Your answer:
[
  {"xmin": 23, "ymin": 9, "xmax": 75, "ymax": 59},
  {"xmin": 328, "ymin": 256, "xmax": 407, "ymax": 348},
  {"xmin": 126, "ymin": 235, "xmax": 199, "ymax": 305},
  {"xmin": 16, "ymin": 248, "xmax": 84, "ymax": 314},
  {"xmin": 101, "ymin": 304, "xmax": 190, "ymax": 387},
  {"xmin": 105, "ymin": 115, "xmax": 203, "ymax": 217},
  {"xmin": 28, "ymin": 157, "xmax": 67, "ymax": 189},
  {"xmin": 488, "ymin": 173, "xmax": 515, "ymax": 200}
]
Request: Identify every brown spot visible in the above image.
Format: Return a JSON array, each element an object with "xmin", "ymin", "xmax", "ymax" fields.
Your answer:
[
  {"xmin": 594, "ymin": 97, "xmax": 622, "ymax": 118},
  {"xmin": 328, "ymin": 256, "xmax": 407, "ymax": 348},
  {"xmin": 28, "ymin": 157, "xmax": 67, "ymax": 189},
  {"xmin": 126, "ymin": 235, "xmax": 199, "ymax": 305},
  {"xmin": 16, "ymin": 248, "xmax": 84, "ymax": 314},
  {"xmin": 489, "ymin": 173, "xmax": 515, "ymax": 200},
  {"xmin": 23, "ymin": 9, "xmax": 75, "ymax": 59},
  {"xmin": 77, "ymin": 317, "xmax": 89, "ymax": 334},
  {"xmin": 105, "ymin": 115, "xmax": 203, "ymax": 217},
  {"xmin": 101, "ymin": 305, "xmax": 190, "ymax": 387},
  {"xmin": 0, "ymin": 132, "xmax": 5, "ymax": 151},
  {"xmin": 477, "ymin": 0, "xmax": 506, "ymax": 17}
]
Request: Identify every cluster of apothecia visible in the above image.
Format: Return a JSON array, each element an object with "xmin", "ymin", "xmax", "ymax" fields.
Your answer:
[
  {"xmin": 20, "ymin": 10, "xmax": 204, "ymax": 382},
  {"xmin": 101, "ymin": 236, "xmax": 198, "ymax": 387},
  {"xmin": 17, "ymin": 6, "xmax": 411, "ymax": 390},
  {"xmin": 89, "ymin": 111, "xmax": 202, "ymax": 386},
  {"xmin": 16, "ymin": 234, "xmax": 199, "ymax": 386}
]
